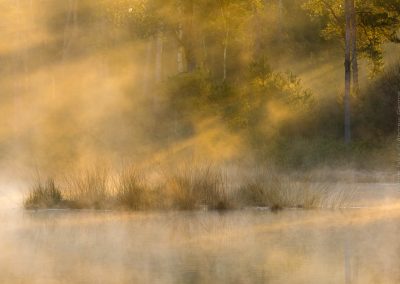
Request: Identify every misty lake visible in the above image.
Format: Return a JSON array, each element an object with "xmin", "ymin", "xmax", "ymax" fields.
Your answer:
[
  {"xmin": 2, "ymin": 0, "xmax": 399, "ymax": 282},
  {"xmin": 1, "ymin": 182, "xmax": 399, "ymax": 284}
]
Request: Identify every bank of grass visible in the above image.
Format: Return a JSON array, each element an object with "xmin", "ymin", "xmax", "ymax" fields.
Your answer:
[
  {"xmin": 163, "ymin": 164, "xmax": 232, "ymax": 210},
  {"xmin": 238, "ymin": 170, "xmax": 353, "ymax": 211},
  {"xmin": 23, "ymin": 164, "xmax": 353, "ymax": 211},
  {"xmin": 62, "ymin": 168, "xmax": 110, "ymax": 209},
  {"xmin": 24, "ymin": 179, "xmax": 63, "ymax": 209},
  {"xmin": 114, "ymin": 167, "xmax": 156, "ymax": 210}
]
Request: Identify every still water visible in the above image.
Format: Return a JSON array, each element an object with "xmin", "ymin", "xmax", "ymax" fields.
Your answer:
[{"xmin": 0, "ymin": 184, "xmax": 399, "ymax": 283}]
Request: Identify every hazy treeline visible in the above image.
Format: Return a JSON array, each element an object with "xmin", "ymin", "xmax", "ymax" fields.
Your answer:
[{"xmin": 0, "ymin": 0, "xmax": 399, "ymax": 175}]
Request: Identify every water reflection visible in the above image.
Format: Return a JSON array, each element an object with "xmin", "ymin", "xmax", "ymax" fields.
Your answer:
[{"xmin": 0, "ymin": 206, "xmax": 399, "ymax": 283}]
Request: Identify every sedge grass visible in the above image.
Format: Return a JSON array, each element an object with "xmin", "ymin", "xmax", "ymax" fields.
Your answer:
[
  {"xmin": 24, "ymin": 178, "xmax": 64, "ymax": 209},
  {"xmin": 23, "ymin": 164, "xmax": 354, "ymax": 211}
]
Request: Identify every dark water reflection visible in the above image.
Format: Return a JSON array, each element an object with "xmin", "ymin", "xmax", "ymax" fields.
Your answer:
[{"xmin": 1, "ymin": 206, "xmax": 400, "ymax": 283}]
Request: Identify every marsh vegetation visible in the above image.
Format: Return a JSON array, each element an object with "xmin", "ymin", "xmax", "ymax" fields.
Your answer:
[{"xmin": 24, "ymin": 164, "xmax": 354, "ymax": 211}]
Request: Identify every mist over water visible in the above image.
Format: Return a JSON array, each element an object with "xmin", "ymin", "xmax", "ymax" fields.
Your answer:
[
  {"xmin": 1, "ymin": 202, "xmax": 400, "ymax": 284},
  {"xmin": 0, "ymin": 181, "xmax": 398, "ymax": 283}
]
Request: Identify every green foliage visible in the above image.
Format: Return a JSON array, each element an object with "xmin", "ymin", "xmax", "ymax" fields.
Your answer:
[
  {"xmin": 102, "ymin": 0, "xmax": 166, "ymax": 37},
  {"xmin": 354, "ymin": 61, "xmax": 400, "ymax": 139},
  {"xmin": 96, "ymin": 0, "xmax": 399, "ymax": 169},
  {"xmin": 303, "ymin": 0, "xmax": 400, "ymax": 74},
  {"xmin": 17, "ymin": 0, "xmax": 399, "ymax": 172},
  {"xmin": 158, "ymin": 59, "xmax": 313, "ymax": 150}
]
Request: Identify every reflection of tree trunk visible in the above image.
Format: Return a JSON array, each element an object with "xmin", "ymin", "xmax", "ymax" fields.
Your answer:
[
  {"xmin": 350, "ymin": 0, "xmax": 358, "ymax": 94},
  {"xmin": 62, "ymin": 0, "xmax": 78, "ymax": 61},
  {"xmin": 344, "ymin": 0, "xmax": 352, "ymax": 144},
  {"xmin": 155, "ymin": 30, "xmax": 163, "ymax": 83},
  {"xmin": 344, "ymin": 238, "xmax": 352, "ymax": 284}
]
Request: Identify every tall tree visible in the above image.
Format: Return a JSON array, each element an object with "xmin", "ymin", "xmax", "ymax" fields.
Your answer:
[
  {"xmin": 304, "ymin": 0, "xmax": 400, "ymax": 143},
  {"xmin": 62, "ymin": 0, "xmax": 78, "ymax": 61},
  {"xmin": 344, "ymin": 0, "xmax": 352, "ymax": 143},
  {"xmin": 304, "ymin": 0, "xmax": 400, "ymax": 75},
  {"xmin": 350, "ymin": 0, "xmax": 358, "ymax": 94},
  {"xmin": 176, "ymin": 22, "xmax": 185, "ymax": 73},
  {"xmin": 181, "ymin": 0, "xmax": 197, "ymax": 72},
  {"xmin": 219, "ymin": 0, "xmax": 230, "ymax": 81},
  {"xmin": 155, "ymin": 30, "xmax": 163, "ymax": 83}
]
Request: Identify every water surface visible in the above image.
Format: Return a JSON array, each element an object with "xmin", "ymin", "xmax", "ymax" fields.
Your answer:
[{"xmin": 0, "ymin": 183, "xmax": 399, "ymax": 283}]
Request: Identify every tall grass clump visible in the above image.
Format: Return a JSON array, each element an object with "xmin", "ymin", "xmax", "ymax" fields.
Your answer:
[
  {"xmin": 64, "ymin": 168, "xmax": 110, "ymax": 209},
  {"xmin": 239, "ymin": 169, "xmax": 350, "ymax": 210},
  {"xmin": 24, "ymin": 178, "xmax": 64, "ymax": 209},
  {"xmin": 114, "ymin": 167, "xmax": 152, "ymax": 210},
  {"xmin": 23, "ymin": 164, "xmax": 354, "ymax": 211},
  {"xmin": 164, "ymin": 164, "xmax": 232, "ymax": 210}
]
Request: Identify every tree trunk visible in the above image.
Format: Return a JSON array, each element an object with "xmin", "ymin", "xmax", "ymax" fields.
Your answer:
[
  {"xmin": 62, "ymin": 0, "xmax": 78, "ymax": 61},
  {"xmin": 142, "ymin": 37, "xmax": 153, "ymax": 96},
  {"xmin": 222, "ymin": 20, "xmax": 229, "ymax": 81},
  {"xmin": 201, "ymin": 36, "xmax": 208, "ymax": 70},
  {"xmin": 182, "ymin": 0, "xmax": 196, "ymax": 72},
  {"xmin": 344, "ymin": 0, "xmax": 352, "ymax": 144},
  {"xmin": 350, "ymin": 0, "xmax": 359, "ymax": 94},
  {"xmin": 221, "ymin": 2, "xmax": 229, "ymax": 81},
  {"xmin": 155, "ymin": 30, "xmax": 163, "ymax": 83},
  {"xmin": 278, "ymin": 0, "xmax": 283, "ymax": 31},
  {"xmin": 177, "ymin": 24, "xmax": 184, "ymax": 73}
]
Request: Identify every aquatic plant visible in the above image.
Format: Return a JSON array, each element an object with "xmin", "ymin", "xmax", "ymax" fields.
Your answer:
[
  {"xmin": 114, "ymin": 167, "xmax": 152, "ymax": 210},
  {"xmin": 24, "ymin": 178, "xmax": 63, "ymax": 209},
  {"xmin": 239, "ymin": 169, "xmax": 352, "ymax": 210},
  {"xmin": 164, "ymin": 163, "xmax": 232, "ymax": 210},
  {"xmin": 64, "ymin": 168, "xmax": 110, "ymax": 209},
  {"xmin": 23, "ymin": 164, "xmax": 353, "ymax": 211}
]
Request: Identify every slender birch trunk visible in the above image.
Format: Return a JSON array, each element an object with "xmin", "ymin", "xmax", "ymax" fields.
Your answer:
[
  {"xmin": 344, "ymin": 0, "xmax": 352, "ymax": 144},
  {"xmin": 350, "ymin": 0, "xmax": 358, "ymax": 94},
  {"xmin": 177, "ymin": 24, "xmax": 184, "ymax": 73},
  {"xmin": 142, "ymin": 37, "xmax": 153, "ymax": 96},
  {"xmin": 182, "ymin": 0, "xmax": 196, "ymax": 72},
  {"xmin": 221, "ymin": 3, "xmax": 229, "ymax": 81},
  {"xmin": 223, "ymin": 26, "xmax": 229, "ymax": 82},
  {"xmin": 201, "ymin": 36, "xmax": 208, "ymax": 70},
  {"xmin": 155, "ymin": 30, "xmax": 163, "ymax": 84},
  {"xmin": 278, "ymin": 0, "xmax": 283, "ymax": 31},
  {"xmin": 62, "ymin": 0, "xmax": 78, "ymax": 61}
]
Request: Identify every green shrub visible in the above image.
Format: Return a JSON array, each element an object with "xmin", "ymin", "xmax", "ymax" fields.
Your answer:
[{"xmin": 355, "ymin": 61, "xmax": 400, "ymax": 139}]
